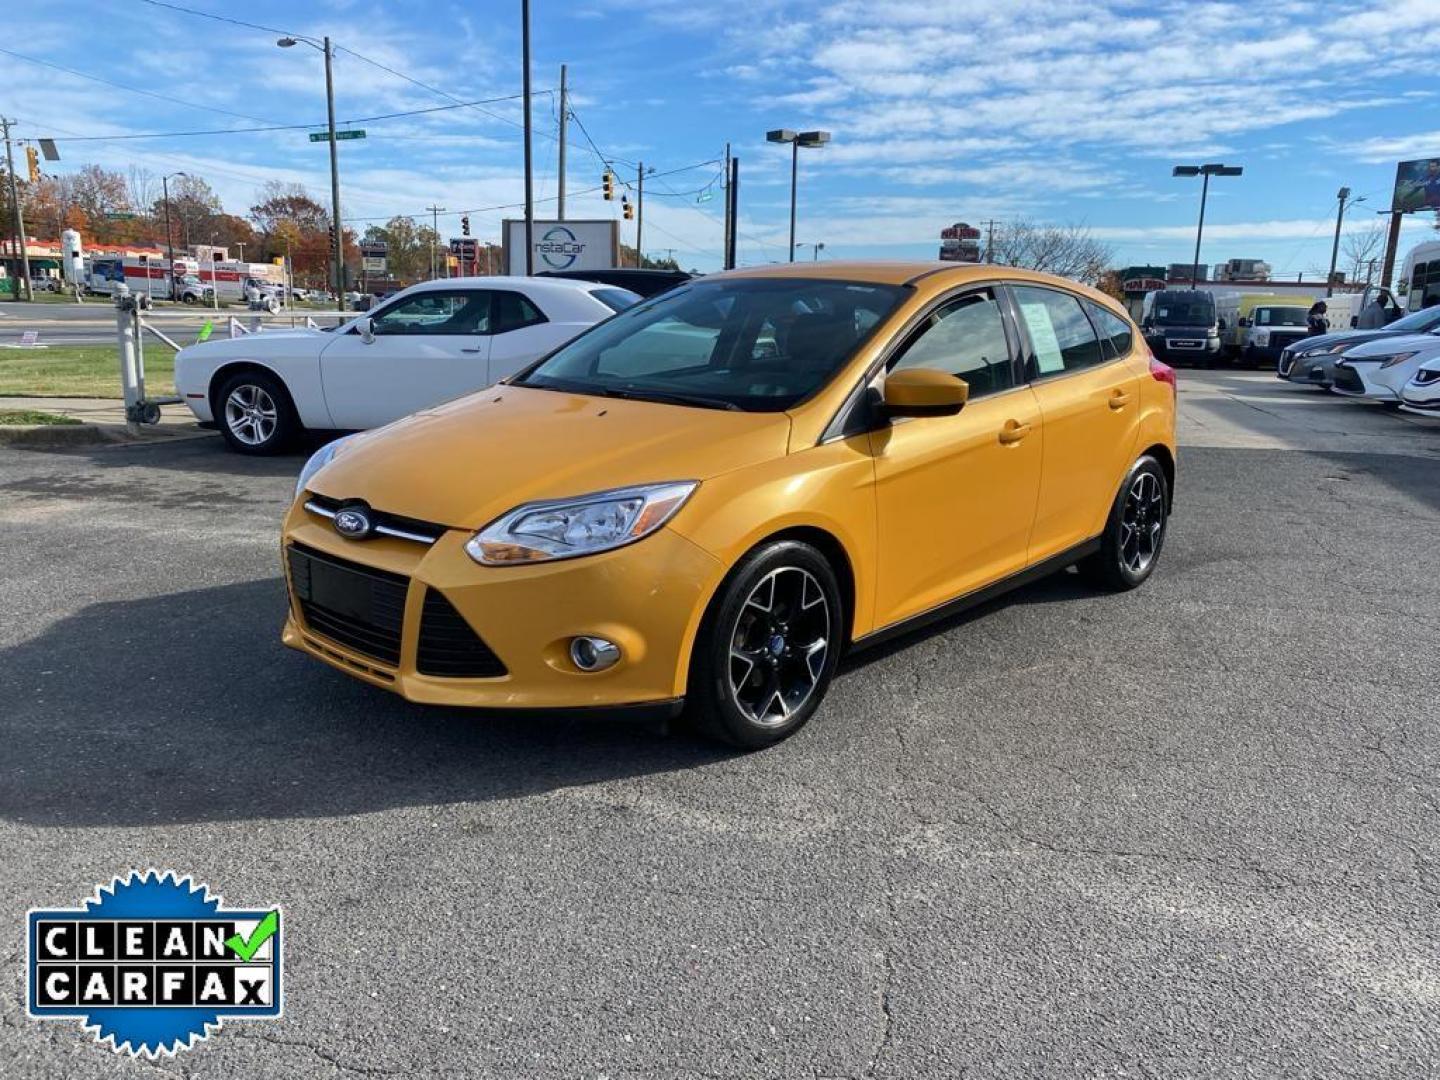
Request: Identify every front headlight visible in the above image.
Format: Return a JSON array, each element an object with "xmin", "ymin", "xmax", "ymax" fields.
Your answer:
[
  {"xmin": 466, "ymin": 481, "xmax": 698, "ymax": 566},
  {"xmin": 1379, "ymin": 351, "xmax": 1419, "ymax": 369},
  {"xmin": 294, "ymin": 435, "xmax": 357, "ymax": 499}
]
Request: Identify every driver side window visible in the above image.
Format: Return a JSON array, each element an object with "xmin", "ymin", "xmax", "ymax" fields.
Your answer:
[
  {"xmin": 888, "ymin": 289, "xmax": 1015, "ymax": 399},
  {"xmin": 371, "ymin": 291, "xmax": 492, "ymax": 336}
]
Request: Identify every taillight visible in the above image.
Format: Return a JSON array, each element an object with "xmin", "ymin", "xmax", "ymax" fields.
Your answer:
[{"xmin": 1149, "ymin": 356, "xmax": 1177, "ymax": 394}]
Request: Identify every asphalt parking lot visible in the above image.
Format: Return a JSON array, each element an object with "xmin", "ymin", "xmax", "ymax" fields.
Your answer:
[{"xmin": 2, "ymin": 371, "xmax": 1439, "ymax": 1078}]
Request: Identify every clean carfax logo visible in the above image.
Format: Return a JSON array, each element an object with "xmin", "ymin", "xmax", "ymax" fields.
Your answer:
[
  {"xmin": 26, "ymin": 870, "xmax": 283, "ymax": 1057},
  {"xmin": 537, "ymin": 224, "xmax": 585, "ymax": 269}
]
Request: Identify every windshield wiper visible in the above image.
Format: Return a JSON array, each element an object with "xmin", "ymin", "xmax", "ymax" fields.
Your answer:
[{"xmin": 604, "ymin": 387, "xmax": 742, "ymax": 411}]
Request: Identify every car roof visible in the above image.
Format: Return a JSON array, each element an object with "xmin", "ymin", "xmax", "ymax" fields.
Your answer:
[
  {"xmin": 400, "ymin": 275, "xmax": 609, "ymax": 296},
  {"xmin": 713, "ymin": 260, "xmax": 1128, "ymax": 313}
]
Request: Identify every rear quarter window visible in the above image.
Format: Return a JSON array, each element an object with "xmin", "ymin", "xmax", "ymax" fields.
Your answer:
[{"xmin": 593, "ymin": 287, "xmax": 642, "ymax": 313}]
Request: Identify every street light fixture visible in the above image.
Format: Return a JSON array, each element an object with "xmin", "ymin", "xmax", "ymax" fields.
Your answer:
[
  {"xmin": 768, "ymin": 128, "xmax": 830, "ymax": 262},
  {"xmin": 278, "ymin": 34, "xmax": 346, "ymax": 311},
  {"xmin": 1326, "ymin": 186, "xmax": 1366, "ymax": 297},
  {"xmin": 1173, "ymin": 162, "xmax": 1242, "ymax": 289},
  {"xmin": 161, "ymin": 171, "xmax": 187, "ymax": 301},
  {"xmin": 795, "ymin": 241, "xmax": 824, "ymax": 261}
]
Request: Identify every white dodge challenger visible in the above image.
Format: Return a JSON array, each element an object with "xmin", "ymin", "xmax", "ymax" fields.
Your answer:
[{"xmin": 175, "ymin": 276, "xmax": 639, "ymax": 453}]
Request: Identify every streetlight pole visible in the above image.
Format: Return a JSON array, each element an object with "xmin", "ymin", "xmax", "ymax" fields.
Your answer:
[
  {"xmin": 277, "ymin": 34, "xmax": 346, "ymax": 310},
  {"xmin": 1326, "ymin": 187, "xmax": 1365, "ymax": 298},
  {"xmin": 521, "ymin": 0, "xmax": 534, "ymax": 275},
  {"xmin": 1173, "ymin": 162, "xmax": 1242, "ymax": 289},
  {"xmin": 161, "ymin": 172, "xmax": 186, "ymax": 302},
  {"xmin": 767, "ymin": 129, "xmax": 830, "ymax": 263},
  {"xmin": 2, "ymin": 116, "xmax": 34, "ymax": 301}
]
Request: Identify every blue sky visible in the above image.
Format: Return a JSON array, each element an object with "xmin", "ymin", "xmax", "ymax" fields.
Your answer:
[{"xmin": 5, "ymin": 0, "xmax": 1439, "ymax": 274}]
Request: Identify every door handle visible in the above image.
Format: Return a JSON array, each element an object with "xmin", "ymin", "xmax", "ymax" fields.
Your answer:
[
  {"xmin": 1108, "ymin": 390, "xmax": 1131, "ymax": 410},
  {"xmin": 997, "ymin": 420, "xmax": 1032, "ymax": 445},
  {"xmin": 461, "ymin": 347, "xmax": 483, "ymax": 354}
]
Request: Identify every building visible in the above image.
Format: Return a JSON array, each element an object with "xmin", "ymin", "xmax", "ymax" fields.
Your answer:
[
  {"xmin": 1167, "ymin": 263, "xmax": 1208, "ymax": 283},
  {"xmin": 1214, "ymin": 258, "xmax": 1272, "ymax": 282}
]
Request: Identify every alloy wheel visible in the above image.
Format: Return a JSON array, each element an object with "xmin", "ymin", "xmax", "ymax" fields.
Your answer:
[
  {"xmin": 1119, "ymin": 471, "xmax": 1165, "ymax": 574},
  {"xmin": 224, "ymin": 384, "xmax": 279, "ymax": 447},
  {"xmin": 727, "ymin": 566, "xmax": 830, "ymax": 728}
]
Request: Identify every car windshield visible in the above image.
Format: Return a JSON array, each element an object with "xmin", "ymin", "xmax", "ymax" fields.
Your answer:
[
  {"xmin": 1255, "ymin": 307, "xmax": 1307, "ymax": 326},
  {"xmin": 1388, "ymin": 306, "xmax": 1440, "ymax": 333},
  {"xmin": 1152, "ymin": 297, "xmax": 1215, "ymax": 325},
  {"xmin": 514, "ymin": 278, "xmax": 910, "ymax": 411}
]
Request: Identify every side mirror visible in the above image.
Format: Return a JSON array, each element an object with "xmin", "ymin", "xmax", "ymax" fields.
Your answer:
[
  {"xmin": 1350, "ymin": 316, "xmax": 1359, "ymax": 328},
  {"xmin": 883, "ymin": 368, "xmax": 969, "ymax": 418},
  {"xmin": 1217, "ymin": 318, "xmax": 1227, "ymax": 331},
  {"xmin": 1238, "ymin": 317, "xmax": 1250, "ymax": 328},
  {"xmin": 358, "ymin": 316, "xmax": 375, "ymax": 343}
]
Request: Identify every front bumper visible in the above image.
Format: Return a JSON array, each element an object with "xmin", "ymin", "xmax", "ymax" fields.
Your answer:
[
  {"xmin": 280, "ymin": 501, "xmax": 725, "ymax": 709},
  {"xmin": 1279, "ymin": 351, "xmax": 1337, "ymax": 385},
  {"xmin": 1330, "ymin": 362, "xmax": 1395, "ymax": 400}
]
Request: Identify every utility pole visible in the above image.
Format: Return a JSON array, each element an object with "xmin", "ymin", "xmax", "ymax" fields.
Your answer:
[
  {"xmin": 726, "ymin": 156, "xmax": 739, "ymax": 270},
  {"xmin": 557, "ymin": 64, "xmax": 568, "ymax": 222},
  {"xmin": 636, "ymin": 161, "xmax": 644, "ymax": 268},
  {"xmin": 426, "ymin": 205, "xmax": 445, "ymax": 279},
  {"xmin": 322, "ymin": 36, "xmax": 345, "ymax": 310},
  {"xmin": 521, "ymin": 0, "xmax": 534, "ymax": 275},
  {"xmin": 1326, "ymin": 187, "xmax": 1363, "ymax": 298},
  {"xmin": 1, "ymin": 117, "xmax": 33, "ymax": 301},
  {"xmin": 721, "ymin": 142, "xmax": 731, "ymax": 270},
  {"xmin": 981, "ymin": 218, "xmax": 999, "ymax": 263}
]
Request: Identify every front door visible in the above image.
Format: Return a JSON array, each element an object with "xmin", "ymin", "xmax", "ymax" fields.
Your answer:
[
  {"xmin": 869, "ymin": 286, "xmax": 1044, "ymax": 629},
  {"xmin": 319, "ymin": 289, "xmax": 494, "ymax": 429},
  {"xmin": 485, "ymin": 290, "xmax": 563, "ymax": 382},
  {"xmin": 1008, "ymin": 285, "xmax": 1142, "ymax": 563}
]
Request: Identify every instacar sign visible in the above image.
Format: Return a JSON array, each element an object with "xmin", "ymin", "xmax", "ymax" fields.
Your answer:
[{"xmin": 503, "ymin": 218, "xmax": 619, "ymax": 274}]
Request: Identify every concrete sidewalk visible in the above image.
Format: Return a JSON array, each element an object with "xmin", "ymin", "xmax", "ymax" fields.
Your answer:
[{"xmin": 0, "ymin": 396, "xmax": 214, "ymax": 446}]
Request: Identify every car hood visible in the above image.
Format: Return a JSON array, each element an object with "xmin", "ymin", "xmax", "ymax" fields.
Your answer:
[
  {"xmin": 1288, "ymin": 328, "xmax": 1394, "ymax": 354},
  {"xmin": 310, "ymin": 385, "xmax": 793, "ymax": 530},
  {"xmin": 178, "ymin": 330, "xmax": 328, "ymax": 358},
  {"xmin": 1337, "ymin": 332, "xmax": 1440, "ymax": 360}
]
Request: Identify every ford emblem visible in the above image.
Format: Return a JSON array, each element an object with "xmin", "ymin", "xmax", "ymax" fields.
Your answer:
[{"xmin": 333, "ymin": 506, "xmax": 373, "ymax": 539}]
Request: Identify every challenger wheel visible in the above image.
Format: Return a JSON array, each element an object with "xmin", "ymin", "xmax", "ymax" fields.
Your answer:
[
  {"xmin": 687, "ymin": 541, "xmax": 842, "ymax": 749},
  {"xmin": 215, "ymin": 370, "xmax": 300, "ymax": 455}
]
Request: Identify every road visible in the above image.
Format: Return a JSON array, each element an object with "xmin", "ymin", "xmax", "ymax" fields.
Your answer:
[
  {"xmin": 0, "ymin": 300, "xmax": 346, "ymax": 346},
  {"xmin": 1, "ymin": 372, "xmax": 1438, "ymax": 1078}
]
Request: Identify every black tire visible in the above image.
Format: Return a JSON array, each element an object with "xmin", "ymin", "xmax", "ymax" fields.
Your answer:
[
  {"xmin": 182, "ymin": 293, "xmax": 197, "ymax": 305},
  {"xmin": 1079, "ymin": 455, "xmax": 1170, "ymax": 591},
  {"xmin": 214, "ymin": 369, "xmax": 301, "ymax": 455},
  {"xmin": 686, "ymin": 540, "xmax": 843, "ymax": 749}
]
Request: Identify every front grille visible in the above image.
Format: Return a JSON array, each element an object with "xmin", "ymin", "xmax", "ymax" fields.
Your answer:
[
  {"xmin": 1278, "ymin": 350, "xmax": 1295, "ymax": 376},
  {"xmin": 416, "ymin": 589, "xmax": 507, "ymax": 678},
  {"xmin": 304, "ymin": 493, "xmax": 447, "ymax": 545},
  {"xmin": 1333, "ymin": 365, "xmax": 1365, "ymax": 393},
  {"xmin": 287, "ymin": 543, "xmax": 408, "ymax": 666}
]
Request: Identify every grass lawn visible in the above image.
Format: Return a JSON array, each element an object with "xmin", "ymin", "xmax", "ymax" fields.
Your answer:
[
  {"xmin": 0, "ymin": 345, "xmax": 175, "ymax": 398},
  {"xmin": 0, "ymin": 408, "xmax": 81, "ymax": 425}
]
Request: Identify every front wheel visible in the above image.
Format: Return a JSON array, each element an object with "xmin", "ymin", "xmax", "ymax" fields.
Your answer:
[
  {"xmin": 215, "ymin": 370, "xmax": 301, "ymax": 455},
  {"xmin": 686, "ymin": 541, "xmax": 843, "ymax": 749},
  {"xmin": 1080, "ymin": 456, "xmax": 1170, "ymax": 591}
]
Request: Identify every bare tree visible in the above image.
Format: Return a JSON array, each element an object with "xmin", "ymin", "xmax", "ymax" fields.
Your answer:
[
  {"xmin": 126, "ymin": 167, "xmax": 157, "ymax": 215},
  {"xmin": 1342, "ymin": 220, "xmax": 1387, "ymax": 286},
  {"xmin": 988, "ymin": 219, "xmax": 1114, "ymax": 285}
]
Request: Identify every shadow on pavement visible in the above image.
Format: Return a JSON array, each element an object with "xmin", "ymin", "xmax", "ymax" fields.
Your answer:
[{"xmin": 0, "ymin": 577, "xmax": 732, "ymax": 828}]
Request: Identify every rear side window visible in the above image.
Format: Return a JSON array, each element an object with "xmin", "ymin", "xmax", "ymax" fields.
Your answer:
[
  {"xmin": 492, "ymin": 292, "xmax": 547, "ymax": 334},
  {"xmin": 593, "ymin": 287, "xmax": 641, "ymax": 313},
  {"xmin": 1012, "ymin": 286, "xmax": 1104, "ymax": 377},
  {"xmin": 888, "ymin": 288, "xmax": 1015, "ymax": 398},
  {"xmin": 1086, "ymin": 301, "xmax": 1133, "ymax": 359}
]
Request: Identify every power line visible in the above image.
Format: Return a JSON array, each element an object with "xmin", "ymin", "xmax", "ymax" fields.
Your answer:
[
  {"xmin": 134, "ymin": 0, "xmax": 297, "ymax": 39},
  {"xmin": 41, "ymin": 94, "xmax": 540, "ymax": 143}
]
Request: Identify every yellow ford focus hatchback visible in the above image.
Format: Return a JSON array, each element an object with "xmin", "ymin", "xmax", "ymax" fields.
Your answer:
[{"xmin": 282, "ymin": 262, "xmax": 1176, "ymax": 747}]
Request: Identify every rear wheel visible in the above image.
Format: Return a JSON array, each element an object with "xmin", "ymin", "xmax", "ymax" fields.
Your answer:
[
  {"xmin": 1080, "ymin": 456, "xmax": 1169, "ymax": 591},
  {"xmin": 215, "ymin": 370, "xmax": 300, "ymax": 455},
  {"xmin": 686, "ymin": 541, "xmax": 842, "ymax": 749}
]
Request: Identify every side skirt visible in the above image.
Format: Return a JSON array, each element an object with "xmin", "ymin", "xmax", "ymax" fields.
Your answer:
[{"xmin": 849, "ymin": 537, "xmax": 1101, "ymax": 653}]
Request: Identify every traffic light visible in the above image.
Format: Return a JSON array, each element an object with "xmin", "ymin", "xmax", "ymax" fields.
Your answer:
[
  {"xmin": 25, "ymin": 145, "xmax": 40, "ymax": 183},
  {"xmin": 461, "ymin": 215, "xmax": 471, "ymax": 237},
  {"xmin": 622, "ymin": 195, "xmax": 633, "ymax": 221},
  {"xmin": 602, "ymin": 171, "xmax": 614, "ymax": 201}
]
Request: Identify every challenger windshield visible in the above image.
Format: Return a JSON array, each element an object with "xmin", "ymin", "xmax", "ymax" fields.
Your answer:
[{"xmin": 514, "ymin": 278, "xmax": 910, "ymax": 411}]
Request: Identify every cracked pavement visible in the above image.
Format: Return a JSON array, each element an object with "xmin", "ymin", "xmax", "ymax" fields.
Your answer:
[{"xmin": 1, "ymin": 371, "xmax": 1438, "ymax": 1077}]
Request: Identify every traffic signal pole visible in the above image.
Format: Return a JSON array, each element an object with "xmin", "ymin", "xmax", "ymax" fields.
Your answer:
[{"xmin": 1, "ymin": 117, "xmax": 33, "ymax": 301}]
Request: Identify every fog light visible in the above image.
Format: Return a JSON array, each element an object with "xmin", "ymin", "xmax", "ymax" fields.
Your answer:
[{"xmin": 570, "ymin": 636, "xmax": 620, "ymax": 672}]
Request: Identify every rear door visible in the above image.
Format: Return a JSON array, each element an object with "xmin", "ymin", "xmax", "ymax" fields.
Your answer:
[
  {"xmin": 319, "ymin": 289, "xmax": 493, "ymax": 429},
  {"xmin": 1007, "ymin": 285, "xmax": 1142, "ymax": 564}
]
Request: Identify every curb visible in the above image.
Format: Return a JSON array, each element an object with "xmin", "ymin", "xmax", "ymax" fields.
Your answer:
[{"xmin": 0, "ymin": 424, "xmax": 217, "ymax": 448}]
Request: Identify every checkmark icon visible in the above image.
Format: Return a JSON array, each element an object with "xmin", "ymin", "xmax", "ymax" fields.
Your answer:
[{"xmin": 225, "ymin": 910, "xmax": 278, "ymax": 962}]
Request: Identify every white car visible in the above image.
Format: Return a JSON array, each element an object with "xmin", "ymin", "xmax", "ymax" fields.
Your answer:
[
  {"xmin": 175, "ymin": 276, "xmax": 639, "ymax": 453},
  {"xmin": 1329, "ymin": 330, "xmax": 1440, "ymax": 408},
  {"xmin": 1399, "ymin": 355, "xmax": 1440, "ymax": 417}
]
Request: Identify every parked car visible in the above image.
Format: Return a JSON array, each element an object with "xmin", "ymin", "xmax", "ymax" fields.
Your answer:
[
  {"xmin": 1141, "ymin": 289, "xmax": 1222, "ymax": 365},
  {"xmin": 1331, "ymin": 333, "xmax": 1440, "ymax": 408},
  {"xmin": 282, "ymin": 262, "xmax": 1176, "ymax": 748},
  {"xmin": 1278, "ymin": 304, "xmax": 1440, "ymax": 387},
  {"xmin": 1398, "ymin": 356, "xmax": 1440, "ymax": 416},
  {"xmin": 537, "ymin": 267, "xmax": 693, "ymax": 298},
  {"xmin": 175, "ymin": 277, "xmax": 638, "ymax": 454}
]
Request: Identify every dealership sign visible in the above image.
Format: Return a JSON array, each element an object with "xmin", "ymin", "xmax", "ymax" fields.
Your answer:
[{"xmin": 502, "ymin": 219, "xmax": 618, "ymax": 275}]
